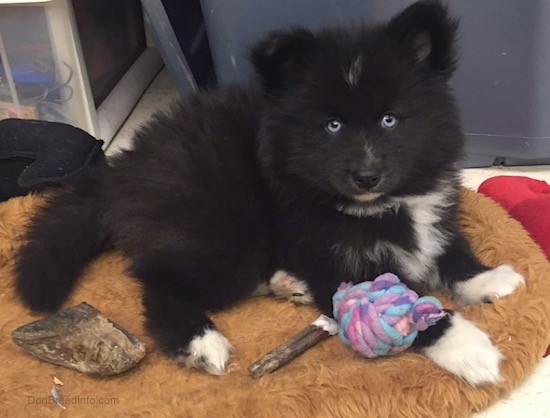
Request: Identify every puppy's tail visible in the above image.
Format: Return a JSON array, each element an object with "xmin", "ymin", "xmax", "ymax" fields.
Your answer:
[{"xmin": 14, "ymin": 174, "xmax": 107, "ymax": 312}]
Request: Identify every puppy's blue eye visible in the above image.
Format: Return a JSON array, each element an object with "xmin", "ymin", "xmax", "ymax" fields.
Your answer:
[
  {"xmin": 326, "ymin": 119, "xmax": 342, "ymax": 134},
  {"xmin": 380, "ymin": 114, "xmax": 398, "ymax": 129}
]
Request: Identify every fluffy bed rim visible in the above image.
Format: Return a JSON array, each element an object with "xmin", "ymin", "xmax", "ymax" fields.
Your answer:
[{"xmin": 0, "ymin": 188, "xmax": 548, "ymax": 418}]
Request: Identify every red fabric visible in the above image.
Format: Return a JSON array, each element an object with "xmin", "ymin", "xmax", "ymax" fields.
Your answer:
[
  {"xmin": 478, "ymin": 176, "xmax": 550, "ymax": 261},
  {"xmin": 478, "ymin": 176, "xmax": 550, "ymax": 358}
]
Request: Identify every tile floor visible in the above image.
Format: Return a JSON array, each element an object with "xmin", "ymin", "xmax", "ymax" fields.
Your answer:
[{"xmin": 108, "ymin": 68, "xmax": 550, "ymax": 417}]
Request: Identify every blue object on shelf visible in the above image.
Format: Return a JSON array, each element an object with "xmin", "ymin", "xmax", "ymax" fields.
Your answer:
[{"xmin": 0, "ymin": 62, "xmax": 55, "ymax": 85}]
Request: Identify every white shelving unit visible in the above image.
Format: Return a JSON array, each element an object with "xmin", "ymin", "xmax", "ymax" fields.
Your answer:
[{"xmin": 0, "ymin": 0, "xmax": 162, "ymax": 146}]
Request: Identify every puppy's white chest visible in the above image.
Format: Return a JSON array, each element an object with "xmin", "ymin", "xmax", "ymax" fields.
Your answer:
[
  {"xmin": 386, "ymin": 213, "xmax": 445, "ymax": 285},
  {"xmin": 336, "ymin": 188, "xmax": 453, "ymax": 285}
]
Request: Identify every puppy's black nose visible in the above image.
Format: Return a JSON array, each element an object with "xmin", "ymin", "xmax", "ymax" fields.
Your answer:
[{"xmin": 351, "ymin": 169, "xmax": 381, "ymax": 190}]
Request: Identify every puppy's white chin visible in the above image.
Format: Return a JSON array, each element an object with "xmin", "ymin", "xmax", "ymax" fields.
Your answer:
[{"xmin": 353, "ymin": 192, "xmax": 382, "ymax": 202}]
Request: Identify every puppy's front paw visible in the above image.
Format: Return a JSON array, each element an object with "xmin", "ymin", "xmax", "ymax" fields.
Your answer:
[
  {"xmin": 269, "ymin": 270, "xmax": 314, "ymax": 304},
  {"xmin": 454, "ymin": 264, "xmax": 525, "ymax": 306},
  {"xmin": 173, "ymin": 328, "xmax": 233, "ymax": 375},
  {"xmin": 422, "ymin": 313, "xmax": 503, "ymax": 386}
]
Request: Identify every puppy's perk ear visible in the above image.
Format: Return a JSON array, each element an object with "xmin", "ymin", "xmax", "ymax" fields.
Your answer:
[
  {"xmin": 250, "ymin": 28, "xmax": 315, "ymax": 92},
  {"xmin": 387, "ymin": 0, "xmax": 459, "ymax": 74}
]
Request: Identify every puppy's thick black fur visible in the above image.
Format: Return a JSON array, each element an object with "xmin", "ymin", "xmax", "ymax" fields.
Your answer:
[{"xmin": 15, "ymin": 1, "xmax": 507, "ymax": 379}]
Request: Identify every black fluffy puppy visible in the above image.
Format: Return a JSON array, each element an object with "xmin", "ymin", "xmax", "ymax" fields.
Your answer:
[{"xmin": 15, "ymin": 1, "xmax": 524, "ymax": 384}]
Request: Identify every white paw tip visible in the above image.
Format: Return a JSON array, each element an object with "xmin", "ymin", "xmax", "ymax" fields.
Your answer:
[
  {"xmin": 455, "ymin": 264, "xmax": 525, "ymax": 306},
  {"xmin": 494, "ymin": 264, "xmax": 526, "ymax": 281},
  {"xmin": 269, "ymin": 270, "xmax": 292, "ymax": 287},
  {"xmin": 175, "ymin": 329, "xmax": 233, "ymax": 375},
  {"xmin": 269, "ymin": 270, "xmax": 314, "ymax": 304},
  {"xmin": 423, "ymin": 313, "xmax": 504, "ymax": 386}
]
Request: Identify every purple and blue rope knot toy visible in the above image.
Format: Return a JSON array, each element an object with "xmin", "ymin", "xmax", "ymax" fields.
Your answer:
[{"xmin": 333, "ymin": 273, "xmax": 446, "ymax": 358}]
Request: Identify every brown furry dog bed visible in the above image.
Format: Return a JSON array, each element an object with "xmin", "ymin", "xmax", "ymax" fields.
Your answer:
[{"xmin": 1, "ymin": 189, "xmax": 549, "ymax": 417}]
